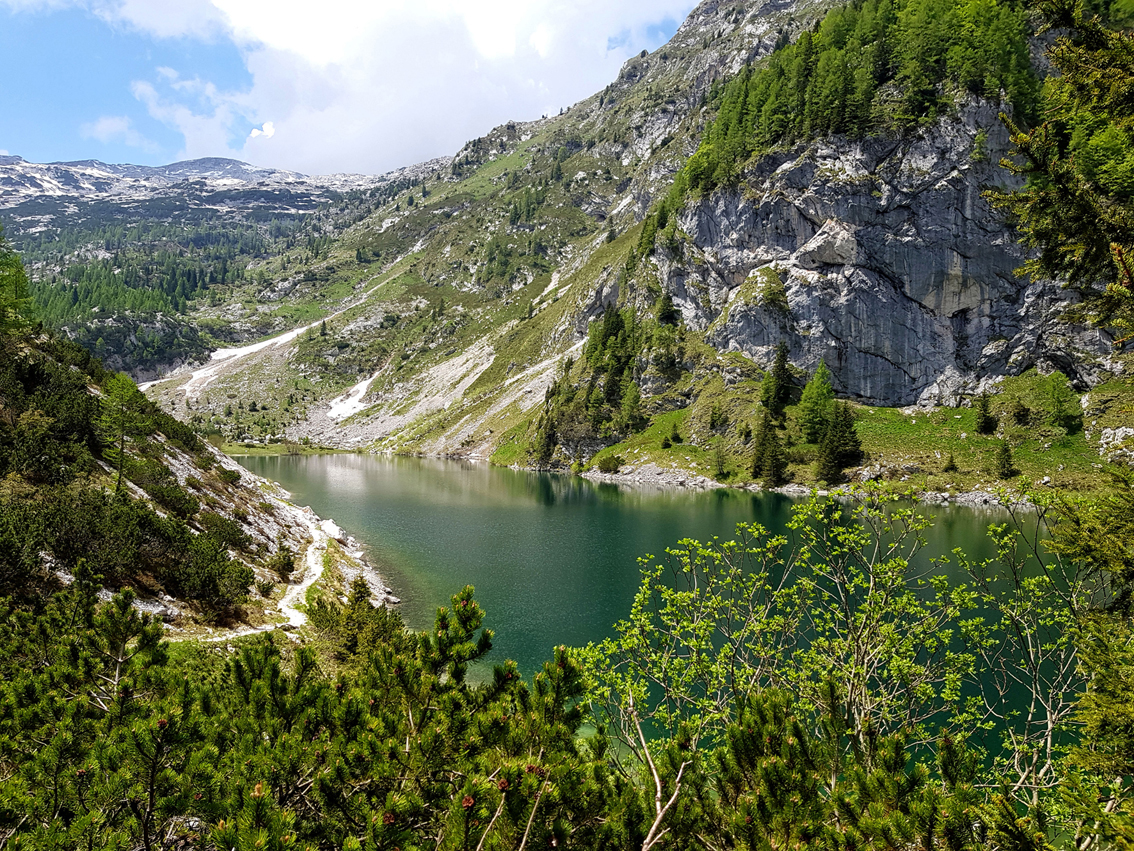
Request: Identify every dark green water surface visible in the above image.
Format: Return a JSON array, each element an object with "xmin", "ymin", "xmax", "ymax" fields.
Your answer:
[{"xmin": 236, "ymin": 454, "xmax": 1012, "ymax": 676}]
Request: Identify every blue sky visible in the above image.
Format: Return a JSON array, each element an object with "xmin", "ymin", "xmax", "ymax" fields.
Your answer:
[{"xmin": 0, "ymin": 0, "xmax": 695, "ymax": 175}]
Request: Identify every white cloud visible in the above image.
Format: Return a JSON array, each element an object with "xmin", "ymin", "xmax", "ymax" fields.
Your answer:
[
  {"xmin": 0, "ymin": 0, "xmax": 229, "ymax": 36},
  {"xmin": 4, "ymin": 0, "xmax": 697, "ymax": 174},
  {"xmin": 0, "ymin": 149, "xmax": 9, "ymax": 156},
  {"xmin": 130, "ymin": 75, "xmax": 242, "ymax": 161},
  {"xmin": 79, "ymin": 114, "xmax": 157, "ymax": 151},
  {"xmin": 249, "ymin": 121, "xmax": 274, "ymax": 139}
]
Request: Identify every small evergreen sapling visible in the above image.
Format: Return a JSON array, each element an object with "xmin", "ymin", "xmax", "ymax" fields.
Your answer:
[
  {"xmin": 994, "ymin": 440, "xmax": 1018, "ymax": 479},
  {"xmin": 974, "ymin": 392, "xmax": 997, "ymax": 435},
  {"xmin": 97, "ymin": 373, "xmax": 152, "ymax": 494}
]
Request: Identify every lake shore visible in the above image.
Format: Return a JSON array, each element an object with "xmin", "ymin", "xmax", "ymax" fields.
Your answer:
[{"xmin": 579, "ymin": 460, "xmax": 1035, "ymax": 509}]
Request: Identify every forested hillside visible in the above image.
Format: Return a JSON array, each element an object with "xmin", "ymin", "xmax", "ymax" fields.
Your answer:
[
  {"xmin": 0, "ymin": 158, "xmax": 437, "ymax": 380},
  {"xmin": 0, "ymin": 230, "xmax": 323, "ymax": 619}
]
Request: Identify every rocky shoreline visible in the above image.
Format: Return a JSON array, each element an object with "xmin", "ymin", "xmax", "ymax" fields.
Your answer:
[{"xmin": 580, "ymin": 460, "xmax": 1030, "ymax": 509}]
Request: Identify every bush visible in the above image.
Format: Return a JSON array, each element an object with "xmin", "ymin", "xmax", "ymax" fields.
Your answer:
[
  {"xmin": 149, "ymin": 481, "xmax": 199, "ymax": 520},
  {"xmin": 198, "ymin": 511, "xmax": 250, "ymax": 551},
  {"xmin": 169, "ymin": 533, "xmax": 253, "ymax": 619},
  {"xmin": 1009, "ymin": 398, "xmax": 1031, "ymax": 426},
  {"xmin": 709, "ymin": 405, "xmax": 729, "ymax": 431},
  {"xmin": 267, "ymin": 538, "xmax": 297, "ymax": 581},
  {"xmin": 597, "ymin": 454, "xmax": 624, "ymax": 474},
  {"xmin": 217, "ymin": 467, "xmax": 241, "ymax": 485},
  {"xmin": 994, "ymin": 441, "xmax": 1018, "ymax": 479}
]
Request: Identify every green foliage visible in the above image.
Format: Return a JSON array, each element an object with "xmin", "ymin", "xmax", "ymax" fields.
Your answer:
[
  {"xmin": 754, "ymin": 266, "xmax": 790, "ymax": 313},
  {"xmin": 760, "ymin": 429, "xmax": 788, "ymax": 487},
  {"xmin": 656, "ymin": 292, "xmax": 680, "ymax": 326},
  {"xmin": 1048, "ymin": 472, "xmax": 1134, "ymax": 612},
  {"xmin": 0, "ymin": 582, "xmax": 630, "ymax": 850},
  {"xmin": 1045, "ymin": 372, "xmax": 1083, "ymax": 432},
  {"xmin": 975, "ymin": 391, "xmax": 998, "ymax": 434},
  {"xmin": 267, "ymin": 537, "xmax": 297, "ymax": 581},
  {"xmin": 0, "ymin": 226, "xmax": 32, "ymax": 333},
  {"xmin": 760, "ymin": 341, "xmax": 793, "ymax": 417},
  {"xmin": 751, "ymin": 410, "xmax": 789, "ymax": 487},
  {"xmin": 529, "ymin": 307, "xmax": 653, "ymax": 463},
  {"xmin": 15, "ymin": 216, "xmax": 282, "ymax": 373},
  {"xmin": 597, "ymin": 453, "xmax": 624, "ymax": 473},
  {"xmin": 681, "ymin": 0, "xmax": 1038, "ymax": 195},
  {"xmin": 580, "ymin": 488, "xmax": 976, "ymax": 754},
  {"xmin": 815, "ymin": 401, "xmax": 863, "ymax": 481},
  {"xmin": 798, "ymin": 360, "xmax": 835, "ymax": 443},
  {"xmin": 126, "ymin": 457, "xmax": 199, "ymax": 519},
  {"xmin": 993, "ymin": 440, "xmax": 1018, "ymax": 478},
  {"xmin": 97, "ymin": 373, "xmax": 153, "ymax": 495},
  {"xmin": 986, "ymin": 0, "xmax": 1134, "ymax": 348}
]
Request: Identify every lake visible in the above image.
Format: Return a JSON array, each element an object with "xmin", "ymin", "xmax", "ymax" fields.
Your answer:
[{"xmin": 237, "ymin": 454, "xmax": 1014, "ymax": 676}]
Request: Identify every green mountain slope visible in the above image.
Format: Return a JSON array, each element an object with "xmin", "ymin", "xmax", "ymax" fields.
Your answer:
[{"xmin": 7, "ymin": 0, "xmax": 1133, "ymax": 482}]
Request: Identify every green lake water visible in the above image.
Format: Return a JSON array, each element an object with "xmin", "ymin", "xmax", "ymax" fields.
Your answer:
[{"xmin": 237, "ymin": 454, "xmax": 1015, "ymax": 676}]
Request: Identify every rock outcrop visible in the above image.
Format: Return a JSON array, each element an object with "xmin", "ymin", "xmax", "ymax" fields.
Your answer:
[{"xmin": 657, "ymin": 100, "xmax": 1118, "ymax": 406}]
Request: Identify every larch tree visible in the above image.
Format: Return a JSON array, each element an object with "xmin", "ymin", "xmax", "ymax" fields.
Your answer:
[
  {"xmin": 0, "ymin": 227, "xmax": 32, "ymax": 335},
  {"xmin": 97, "ymin": 373, "xmax": 152, "ymax": 494},
  {"xmin": 798, "ymin": 360, "xmax": 835, "ymax": 443},
  {"xmin": 987, "ymin": 0, "xmax": 1134, "ymax": 349}
]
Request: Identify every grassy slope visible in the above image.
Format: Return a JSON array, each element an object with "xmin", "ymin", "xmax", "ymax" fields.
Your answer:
[
  {"xmin": 571, "ymin": 364, "xmax": 1134, "ymax": 497},
  {"xmin": 117, "ymin": 0, "xmax": 1130, "ymax": 499}
]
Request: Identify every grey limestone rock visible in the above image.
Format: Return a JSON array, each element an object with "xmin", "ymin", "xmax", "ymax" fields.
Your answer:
[{"xmin": 655, "ymin": 99, "xmax": 1118, "ymax": 406}]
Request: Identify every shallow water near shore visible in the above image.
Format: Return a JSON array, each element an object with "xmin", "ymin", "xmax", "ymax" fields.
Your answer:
[{"xmin": 237, "ymin": 453, "xmax": 1021, "ymax": 676}]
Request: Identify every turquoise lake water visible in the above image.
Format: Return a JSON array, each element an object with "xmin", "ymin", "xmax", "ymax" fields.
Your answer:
[{"xmin": 237, "ymin": 454, "xmax": 1014, "ymax": 676}]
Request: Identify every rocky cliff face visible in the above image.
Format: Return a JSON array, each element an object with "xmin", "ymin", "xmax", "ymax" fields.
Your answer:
[{"xmin": 654, "ymin": 100, "xmax": 1117, "ymax": 406}]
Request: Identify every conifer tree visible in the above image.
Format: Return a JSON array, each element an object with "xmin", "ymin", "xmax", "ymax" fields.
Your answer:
[
  {"xmin": 798, "ymin": 360, "xmax": 835, "ymax": 443},
  {"xmin": 533, "ymin": 413, "xmax": 556, "ymax": 467},
  {"xmin": 97, "ymin": 373, "xmax": 152, "ymax": 494},
  {"xmin": 761, "ymin": 426, "xmax": 789, "ymax": 487},
  {"xmin": 987, "ymin": 0, "xmax": 1134, "ymax": 349},
  {"xmin": 975, "ymin": 392, "xmax": 997, "ymax": 435},
  {"xmin": 0, "ymin": 227, "xmax": 31, "ymax": 335},
  {"xmin": 751, "ymin": 410, "xmax": 775, "ymax": 477},
  {"xmin": 994, "ymin": 440, "xmax": 1018, "ymax": 479},
  {"xmin": 656, "ymin": 292, "xmax": 680, "ymax": 326},
  {"xmin": 816, "ymin": 402, "xmax": 862, "ymax": 482},
  {"xmin": 760, "ymin": 342, "xmax": 792, "ymax": 418},
  {"xmin": 1046, "ymin": 372, "xmax": 1081, "ymax": 432}
]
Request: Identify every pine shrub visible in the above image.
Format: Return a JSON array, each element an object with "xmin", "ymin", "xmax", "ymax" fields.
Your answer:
[
  {"xmin": 974, "ymin": 393, "xmax": 997, "ymax": 435},
  {"xmin": 994, "ymin": 441, "xmax": 1018, "ymax": 479}
]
